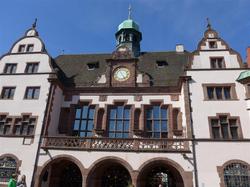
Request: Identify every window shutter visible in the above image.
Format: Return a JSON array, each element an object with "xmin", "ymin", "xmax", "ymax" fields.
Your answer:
[
  {"xmin": 173, "ymin": 108, "xmax": 183, "ymax": 136},
  {"xmin": 58, "ymin": 107, "xmax": 70, "ymax": 133}
]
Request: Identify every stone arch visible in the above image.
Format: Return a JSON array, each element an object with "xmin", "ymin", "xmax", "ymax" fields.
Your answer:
[
  {"xmin": 137, "ymin": 157, "xmax": 193, "ymax": 187},
  {"xmin": 35, "ymin": 154, "xmax": 85, "ymax": 187},
  {"xmin": 86, "ymin": 156, "xmax": 134, "ymax": 187},
  {"xmin": 217, "ymin": 159, "xmax": 250, "ymax": 187}
]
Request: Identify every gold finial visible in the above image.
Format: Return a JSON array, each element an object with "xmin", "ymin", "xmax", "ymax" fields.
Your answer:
[
  {"xmin": 128, "ymin": 4, "xmax": 132, "ymax": 19},
  {"xmin": 206, "ymin": 17, "xmax": 211, "ymax": 30},
  {"xmin": 32, "ymin": 18, "xmax": 37, "ymax": 29}
]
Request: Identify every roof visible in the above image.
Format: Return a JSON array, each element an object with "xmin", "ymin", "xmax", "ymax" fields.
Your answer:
[
  {"xmin": 237, "ymin": 70, "xmax": 250, "ymax": 81},
  {"xmin": 118, "ymin": 19, "xmax": 140, "ymax": 32},
  {"xmin": 54, "ymin": 51, "xmax": 190, "ymax": 88}
]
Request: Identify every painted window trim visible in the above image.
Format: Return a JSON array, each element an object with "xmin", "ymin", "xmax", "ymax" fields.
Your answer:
[
  {"xmin": 202, "ymin": 83, "xmax": 238, "ymax": 101},
  {"xmin": 208, "ymin": 113, "xmax": 243, "ymax": 140},
  {"xmin": 0, "ymin": 113, "xmax": 38, "ymax": 137}
]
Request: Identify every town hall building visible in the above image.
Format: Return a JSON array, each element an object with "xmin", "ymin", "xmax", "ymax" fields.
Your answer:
[{"xmin": 0, "ymin": 12, "xmax": 250, "ymax": 187}]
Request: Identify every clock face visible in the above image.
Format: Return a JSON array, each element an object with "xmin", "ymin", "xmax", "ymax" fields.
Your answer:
[{"xmin": 114, "ymin": 67, "xmax": 130, "ymax": 81}]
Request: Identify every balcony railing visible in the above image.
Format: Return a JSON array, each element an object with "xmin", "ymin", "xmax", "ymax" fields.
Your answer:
[{"xmin": 41, "ymin": 136, "xmax": 190, "ymax": 152}]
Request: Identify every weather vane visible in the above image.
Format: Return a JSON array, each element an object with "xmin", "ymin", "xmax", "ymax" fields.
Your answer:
[
  {"xmin": 206, "ymin": 17, "xmax": 211, "ymax": 30},
  {"xmin": 32, "ymin": 18, "xmax": 37, "ymax": 29},
  {"xmin": 128, "ymin": 4, "xmax": 132, "ymax": 19}
]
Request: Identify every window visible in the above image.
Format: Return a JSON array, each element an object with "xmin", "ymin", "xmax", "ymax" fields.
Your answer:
[
  {"xmin": 13, "ymin": 115, "xmax": 36, "ymax": 136},
  {"xmin": 3, "ymin": 64, "xmax": 17, "ymax": 74},
  {"xmin": 73, "ymin": 105, "xmax": 95, "ymax": 137},
  {"xmin": 209, "ymin": 115, "xmax": 241, "ymax": 139},
  {"xmin": 87, "ymin": 62, "xmax": 99, "ymax": 70},
  {"xmin": 0, "ymin": 87, "xmax": 15, "ymax": 99},
  {"xmin": 223, "ymin": 163, "xmax": 250, "ymax": 187},
  {"xmin": 145, "ymin": 105, "xmax": 168, "ymax": 138},
  {"xmin": 210, "ymin": 57, "xmax": 225, "ymax": 69},
  {"xmin": 0, "ymin": 157, "xmax": 17, "ymax": 183},
  {"xmin": 0, "ymin": 115, "xmax": 12, "ymax": 135},
  {"xmin": 18, "ymin": 45, "xmax": 25, "ymax": 53},
  {"xmin": 25, "ymin": 63, "xmax": 39, "ymax": 73},
  {"xmin": 26, "ymin": 44, "xmax": 34, "ymax": 52},
  {"xmin": 209, "ymin": 41, "xmax": 217, "ymax": 48},
  {"xmin": 246, "ymin": 84, "xmax": 250, "ymax": 98},
  {"xmin": 156, "ymin": 61, "xmax": 168, "ymax": 68},
  {"xmin": 24, "ymin": 87, "xmax": 40, "ymax": 99},
  {"xmin": 203, "ymin": 84, "xmax": 237, "ymax": 100},
  {"xmin": 108, "ymin": 105, "xmax": 130, "ymax": 138}
]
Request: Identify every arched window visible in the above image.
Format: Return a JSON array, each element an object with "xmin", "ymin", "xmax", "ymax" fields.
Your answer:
[
  {"xmin": 224, "ymin": 163, "xmax": 250, "ymax": 187},
  {"xmin": 0, "ymin": 157, "xmax": 17, "ymax": 182}
]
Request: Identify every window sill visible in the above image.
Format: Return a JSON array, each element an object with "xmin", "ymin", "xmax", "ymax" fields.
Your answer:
[
  {"xmin": 0, "ymin": 134, "xmax": 34, "ymax": 138},
  {"xmin": 203, "ymin": 99, "xmax": 239, "ymax": 101},
  {"xmin": 0, "ymin": 98, "xmax": 14, "ymax": 100},
  {"xmin": 23, "ymin": 98, "xmax": 39, "ymax": 100}
]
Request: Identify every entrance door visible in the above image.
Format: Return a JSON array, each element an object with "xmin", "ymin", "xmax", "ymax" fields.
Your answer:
[
  {"xmin": 101, "ymin": 165, "xmax": 131, "ymax": 187},
  {"xmin": 137, "ymin": 161, "xmax": 184, "ymax": 187},
  {"xmin": 146, "ymin": 166, "xmax": 176, "ymax": 187},
  {"xmin": 87, "ymin": 161, "xmax": 132, "ymax": 187},
  {"xmin": 42, "ymin": 160, "xmax": 82, "ymax": 187}
]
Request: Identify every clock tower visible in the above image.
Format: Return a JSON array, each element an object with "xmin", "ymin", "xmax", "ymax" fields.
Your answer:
[{"xmin": 115, "ymin": 5, "xmax": 142, "ymax": 57}]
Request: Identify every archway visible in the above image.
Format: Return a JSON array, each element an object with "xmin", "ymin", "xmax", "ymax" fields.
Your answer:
[
  {"xmin": 39, "ymin": 157, "xmax": 83, "ymax": 187},
  {"xmin": 86, "ymin": 158, "xmax": 133, "ymax": 187},
  {"xmin": 137, "ymin": 159, "xmax": 185, "ymax": 187}
]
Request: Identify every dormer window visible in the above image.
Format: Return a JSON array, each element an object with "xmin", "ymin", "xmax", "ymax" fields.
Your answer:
[
  {"xmin": 87, "ymin": 62, "xmax": 99, "ymax": 70},
  {"xmin": 18, "ymin": 45, "xmax": 25, "ymax": 53},
  {"xmin": 210, "ymin": 57, "xmax": 225, "ymax": 69},
  {"xmin": 27, "ymin": 44, "xmax": 34, "ymax": 52},
  {"xmin": 25, "ymin": 63, "xmax": 39, "ymax": 73},
  {"xmin": 209, "ymin": 41, "xmax": 217, "ymax": 48},
  {"xmin": 156, "ymin": 61, "xmax": 168, "ymax": 68}
]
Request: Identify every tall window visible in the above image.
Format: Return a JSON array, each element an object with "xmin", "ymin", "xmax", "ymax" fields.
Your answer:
[
  {"xmin": 210, "ymin": 115, "xmax": 240, "ymax": 139},
  {"xmin": 210, "ymin": 57, "xmax": 225, "ymax": 69},
  {"xmin": 18, "ymin": 45, "xmax": 25, "ymax": 53},
  {"xmin": 0, "ymin": 115, "xmax": 12, "ymax": 135},
  {"xmin": 108, "ymin": 105, "xmax": 130, "ymax": 138},
  {"xmin": 0, "ymin": 87, "xmax": 15, "ymax": 99},
  {"xmin": 24, "ymin": 87, "xmax": 40, "ymax": 99},
  {"xmin": 0, "ymin": 157, "xmax": 17, "ymax": 182},
  {"xmin": 3, "ymin": 64, "xmax": 17, "ymax": 74},
  {"xmin": 209, "ymin": 41, "xmax": 217, "ymax": 48},
  {"xmin": 13, "ymin": 115, "xmax": 36, "ymax": 136},
  {"xmin": 73, "ymin": 105, "xmax": 95, "ymax": 137},
  {"xmin": 25, "ymin": 63, "xmax": 39, "ymax": 73},
  {"xmin": 145, "ymin": 105, "xmax": 168, "ymax": 138},
  {"xmin": 26, "ymin": 44, "xmax": 34, "ymax": 52},
  {"xmin": 224, "ymin": 163, "xmax": 250, "ymax": 187}
]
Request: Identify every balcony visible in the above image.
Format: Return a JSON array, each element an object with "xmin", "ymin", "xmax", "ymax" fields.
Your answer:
[{"xmin": 41, "ymin": 136, "xmax": 190, "ymax": 153}]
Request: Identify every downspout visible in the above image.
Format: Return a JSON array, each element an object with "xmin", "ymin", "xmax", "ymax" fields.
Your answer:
[
  {"xmin": 186, "ymin": 77, "xmax": 199, "ymax": 187},
  {"xmin": 30, "ymin": 80, "xmax": 55, "ymax": 187}
]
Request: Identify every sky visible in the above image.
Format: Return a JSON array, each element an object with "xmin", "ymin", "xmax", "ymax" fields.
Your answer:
[{"xmin": 0, "ymin": 0, "xmax": 250, "ymax": 60}]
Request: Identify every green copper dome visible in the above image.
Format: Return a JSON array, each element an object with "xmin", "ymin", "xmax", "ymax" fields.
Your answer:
[
  {"xmin": 237, "ymin": 70, "xmax": 250, "ymax": 81},
  {"xmin": 118, "ymin": 19, "xmax": 140, "ymax": 32}
]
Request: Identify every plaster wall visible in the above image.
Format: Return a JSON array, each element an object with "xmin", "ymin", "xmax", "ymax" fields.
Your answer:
[
  {"xmin": 200, "ymin": 41, "xmax": 226, "ymax": 50},
  {"xmin": 192, "ymin": 51, "xmax": 240, "ymax": 69},
  {"xmin": 196, "ymin": 142, "xmax": 250, "ymax": 187},
  {"xmin": 0, "ymin": 54, "xmax": 52, "ymax": 73},
  {"xmin": 187, "ymin": 70, "xmax": 250, "ymax": 138},
  {"xmin": 0, "ymin": 53, "xmax": 51, "ymax": 186},
  {"xmin": 10, "ymin": 37, "xmax": 44, "ymax": 53}
]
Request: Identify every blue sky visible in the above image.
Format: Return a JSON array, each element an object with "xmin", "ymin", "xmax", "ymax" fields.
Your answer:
[{"xmin": 0, "ymin": 0, "xmax": 250, "ymax": 60}]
